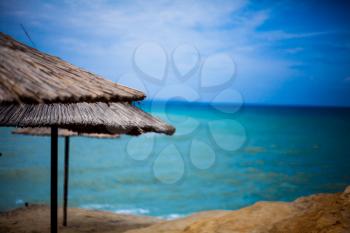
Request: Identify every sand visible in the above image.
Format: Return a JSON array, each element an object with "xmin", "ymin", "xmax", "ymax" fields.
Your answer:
[
  {"xmin": 1, "ymin": 186, "xmax": 349, "ymax": 233},
  {"xmin": 0, "ymin": 204, "xmax": 161, "ymax": 233}
]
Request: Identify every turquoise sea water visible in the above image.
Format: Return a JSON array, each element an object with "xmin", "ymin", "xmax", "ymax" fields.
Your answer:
[{"xmin": 0, "ymin": 103, "xmax": 350, "ymax": 219}]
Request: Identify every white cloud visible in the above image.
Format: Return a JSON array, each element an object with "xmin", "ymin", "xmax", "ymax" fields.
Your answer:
[
  {"xmin": 257, "ymin": 30, "xmax": 333, "ymax": 41},
  {"xmin": 2, "ymin": 0, "xmax": 254, "ymax": 50},
  {"xmin": 0, "ymin": 0, "xmax": 304, "ymax": 103}
]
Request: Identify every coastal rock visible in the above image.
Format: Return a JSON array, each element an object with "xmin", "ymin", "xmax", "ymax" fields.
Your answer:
[
  {"xmin": 270, "ymin": 186, "xmax": 350, "ymax": 233},
  {"xmin": 126, "ymin": 185, "xmax": 350, "ymax": 233}
]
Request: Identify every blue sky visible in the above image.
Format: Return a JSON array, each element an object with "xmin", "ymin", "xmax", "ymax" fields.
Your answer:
[{"xmin": 1, "ymin": 0, "xmax": 349, "ymax": 106}]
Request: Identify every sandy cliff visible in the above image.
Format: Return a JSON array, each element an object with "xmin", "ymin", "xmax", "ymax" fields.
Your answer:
[{"xmin": 126, "ymin": 186, "xmax": 350, "ymax": 233}]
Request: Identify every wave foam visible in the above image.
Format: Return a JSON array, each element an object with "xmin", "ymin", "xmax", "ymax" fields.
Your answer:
[
  {"xmin": 80, "ymin": 204, "xmax": 112, "ymax": 210},
  {"xmin": 114, "ymin": 208, "xmax": 150, "ymax": 215},
  {"xmin": 161, "ymin": 213, "xmax": 185, "ymax": 220},
  {"xmin": 80, "ymin": 204, "xmax": 185, "ymax": 219},
  {"xmin": 80, "ymin": 204, "xmax": 150, "ymax": 215},
  {"xmin": 15, "ymin": 199, "xmax": 24, "ymax": 205}
]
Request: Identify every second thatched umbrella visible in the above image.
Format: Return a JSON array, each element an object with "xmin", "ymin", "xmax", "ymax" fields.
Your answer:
[
  {"xmin": 12, "ymin": 127, "xmax": 120, "ymax": 226},
  {"xmin": 0, "ymin": 102, "xmax": 175, "ymax": 233}
]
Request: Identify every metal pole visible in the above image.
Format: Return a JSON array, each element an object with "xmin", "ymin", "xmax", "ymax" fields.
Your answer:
[
  {"xmin": 63, "ymin": 136, "xmax": 70, "ymax": 226},
  {"xmin": 51, "ymin": 126, "xmax": 58, "ymax": 233}
]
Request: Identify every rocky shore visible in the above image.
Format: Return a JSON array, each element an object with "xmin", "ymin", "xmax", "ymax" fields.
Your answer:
[
  {"xmin": 1, "ymin": 186, "xmax": 349, "ymax": 233},
  {"xmin": 127, "ymin": 185, "xmax": 350, "ymax": 233}
]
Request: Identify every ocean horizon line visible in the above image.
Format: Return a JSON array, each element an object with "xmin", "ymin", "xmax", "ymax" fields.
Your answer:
[{"xmin": 139, "ymin": 99, "xmax": 350, "ymax": 110}]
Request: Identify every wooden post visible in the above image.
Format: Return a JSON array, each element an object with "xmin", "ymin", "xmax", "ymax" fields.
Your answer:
[
  {"xmin": 63, "ymin": 136, "xmax": 70, "ymax": 226},
  {"xmin": 51, "ymin": 126, "xmax": 58, "ymax": 233}
]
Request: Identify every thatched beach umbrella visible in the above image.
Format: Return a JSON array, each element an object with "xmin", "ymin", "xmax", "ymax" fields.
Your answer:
[
  {"xmin": 0, "ymin": 33, "xmax": 175, "ymax": 233},
  {"xmin": 0, "ymin": 102, "xmax": 174, "ymax": 135},
  {"xmin": 0, "ymin": 32, "xmax": 145, "ymax": 104},
  {"xmin": 12, "ymin": 127, "xmax": 120, "ymax": 226}
]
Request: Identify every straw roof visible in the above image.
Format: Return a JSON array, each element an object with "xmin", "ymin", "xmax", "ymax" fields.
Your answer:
[
  {"xmin": 12, "ymin": 127, "xmax": 120, "ymax": 138},
  {"xmin": 0, "ymin": 102, "xmax": 175, "ymax": 135},
  {"xmin": 0, "ymin": 32, "xmax": 145, "ymax": 104}
]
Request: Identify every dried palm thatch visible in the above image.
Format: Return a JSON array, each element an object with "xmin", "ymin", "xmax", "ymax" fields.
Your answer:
[
  {"xmin": 0, "ymin": 32, "xmax": 145, "ymax": 104},
  {"xmin": 0, "ymin": 102, "xmax": 175, "ymax": 135},
  {"xmin": 12, "ymin": 127, "xmax": 120, "ymax": 138}
]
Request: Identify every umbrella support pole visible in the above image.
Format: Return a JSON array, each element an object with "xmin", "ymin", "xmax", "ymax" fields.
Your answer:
[
  {"xmin": 51, "ymin": 126, "xmax": 58, "ymax": 233},
  {"xmin": 63, "ymin": 136, "xmax": 70, "ymax": 226}
]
